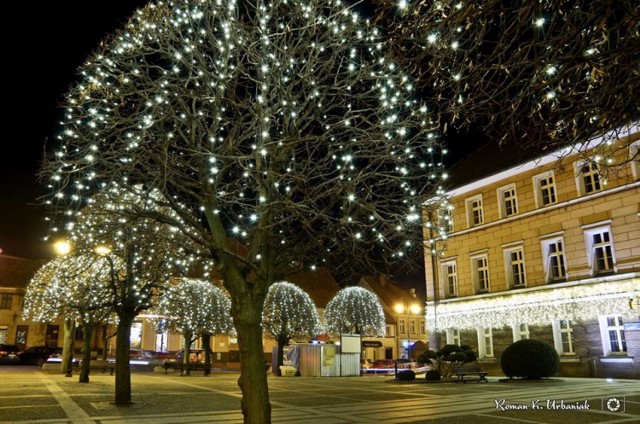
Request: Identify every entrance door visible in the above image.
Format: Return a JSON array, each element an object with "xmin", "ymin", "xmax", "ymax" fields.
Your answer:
[
  {"xmin": 15, "ymin": 325, "xmax": 28, "ymax": 350},
  {"xmin": 385, "ymin": 347, "xmax": 393, "ymax": 359},
  {"xmin": 45, "ymin": 325, "xmax": 59, "ymax": 347}
]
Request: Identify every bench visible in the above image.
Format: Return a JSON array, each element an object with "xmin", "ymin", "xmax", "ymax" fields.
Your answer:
[
  {"xmin": 163, "ymin": 361, "xmax": 209, "ymax": 374},
  {"xmin": 88, "ymin": 360, "xmax": 116, "ymax": 375},
  {"xmin": 452, "ymin": 365, "xmax": 488, "ymax": 382}
]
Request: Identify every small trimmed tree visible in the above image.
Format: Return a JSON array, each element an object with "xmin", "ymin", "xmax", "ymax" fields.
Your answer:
[
  {"xmin": 324, "ymin": 287, "xmax": 385, "ymax": 337},
  {"xmin": 157, "ymin": 279, "xmax": 234, "ymax": 376},
  {"xmin": 501, "ymin": 339, "xmax": 560, "ymax": 380},
  {"xmin": 262, "ymin": 282, "xmax": 321, "ymax": 376}
]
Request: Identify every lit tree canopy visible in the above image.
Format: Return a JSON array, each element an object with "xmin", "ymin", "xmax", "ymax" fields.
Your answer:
[
  {"xmin": 324, "ymin": 286, "xmax": 385, "ymax": 336},
  {"xmin": 41, "ymin": 0, "xmax": 446, "ymax": 419},
  {"xmin": 263, "ymin": 282, "xmax": 321, "ymax": 342},
  {"xmin": 23, "ymin": 252, "xmax": 115, "ymax": 325},
  {"xmin": 375, "ymin": 0, "xmax": 640, "ymax": 166},
  {"xmin": 157, "ymin": 278, "xmax": 234, "ymax": 337}
]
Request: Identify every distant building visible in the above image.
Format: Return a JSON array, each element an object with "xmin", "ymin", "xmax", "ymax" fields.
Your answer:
[
  {"xmin": 359, "ymin": 275, "xmax": 427, "ymax": 361},
  {"xmin": 425, "ymin": 126, "xmax": 640, "ymax": 378}
]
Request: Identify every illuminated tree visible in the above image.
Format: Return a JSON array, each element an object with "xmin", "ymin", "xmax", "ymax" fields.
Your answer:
[
  {"xmin": 324, "ymin": 287, "xmax": 385, "ymax": 336},
  {"xmin": 157, "ymin": 279, "xmax": 233, "ymax": 376},
  {"xmin": 376, "ymin": 0, "xmax": 640, "ymax": 171},
  {"xmin": 41, "ymin": 0, "xmax": 447, "ymax": 420},
  {"xmin": 262, "ymin": 282, "xmax": 321, "ymax": 376},
  {"xmin": 23, "ymin": 252, "xmax": 115, "ymax": 382},
  {"xmin": 65, "ymin": 186, "xmax": 195, "ymax": 403}
]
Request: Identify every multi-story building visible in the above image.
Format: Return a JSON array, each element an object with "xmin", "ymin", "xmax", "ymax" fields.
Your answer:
[{"xmin": 425, "ymin": 126, "xmax": 640, "ymax": 379}]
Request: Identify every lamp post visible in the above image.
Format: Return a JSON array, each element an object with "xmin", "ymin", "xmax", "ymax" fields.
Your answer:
[
  {"xmin": 394, "ymin": 301, "xmax": 421, "ymax": 360},
  {"xmin": 53, "ymin": 240, "xmax": 75, "ymax": 378}
]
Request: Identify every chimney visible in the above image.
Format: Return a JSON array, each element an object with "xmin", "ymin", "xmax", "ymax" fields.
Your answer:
[{"xmin": 378, "ymin": 274, "xmax": 386, "ymax": 286}]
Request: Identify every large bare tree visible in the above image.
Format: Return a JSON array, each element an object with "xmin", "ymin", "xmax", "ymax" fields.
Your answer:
[
  {"xmin": 375, "ymin": 0, "xmax": 640, "ymax": 168},
  {"xmin": 41, "ymin": 0, "xmax": 446, "ymax": 421}
]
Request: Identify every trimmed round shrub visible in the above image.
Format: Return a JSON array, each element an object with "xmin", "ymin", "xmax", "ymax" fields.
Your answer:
[
  {"xmin": 397, "ymin": 370, "xmax": 416, "ymax": 381},
  {"xmin": 417, "ymin": 350, "xmax": 437, "ymax": 364},
  {"xmin": 462, "ymin": 349, "xmax": 477, "ymax": 362},
  {"xmin": 501, "ymin": 339, "xmax": 560, "ymax": 379},
  {"xmin": 449, "ymin": 352, "xmax": 468, "ymax": 363},
  {"xmin": 425, "ymin": 370, "xmax": 441, "ymax": 381},
  {"xmin": 438, "ymin": 344, "xmax": 462, "ymax": 358}
]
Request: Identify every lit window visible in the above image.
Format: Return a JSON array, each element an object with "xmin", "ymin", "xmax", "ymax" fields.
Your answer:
[
  {"xmin": 446, "ymin": 328, "xmax": 460, "ymax": 345},
  {"xmin": 441, "ymin": 261, "xmax": 458, "ymax": 297},
  {"xmin": 465, "ymin": 194, "xmax": 484, "ymax": 227},
  {"xmin": 471, "ymin": 255, "xmax": 490, "ymax": 293},
  {"xmin": 399, "ymin": 319, "xmax": 406, "ymax": 334},
  {"xmin": 477, "ymin": 326, "xmax": 493, "ymax": 358},
  {"xmin": 409, "ymin": 320, "xmax": 416, "ymax": 334},
  {"xmin": 599, "ymin": 316, "xmax": 627, "ymax": 355},
  {"xmin": 504, "ymin": 246, "xmax": 526, "ymax": 288},
  {"xmin": 420, "ymin": 320, "xmax": 426, "ymax": 334},
  {"xmin": 512, "ymin": 323, "xmax": 530, "ymax": 342},
  {"xmin": 630, "ymin": 142, "xmax": 639, "ymax": 180},
  {"xmin": 541, "ymin": 237, "xmax": 567, "ymax": 282},
  {"xmin": 533, "ymin": 171, "xmax": 557, "ymax": 207},
  {"xmin": 497, "ymin": 184, "xmax": 518, "ymax": 218},
  {"xmin": 552, "ymin": 319, "xmax": 575, "ymax": 355},
  {"xmin": 584, "ymin": 226, "xmax": 615, "ymax": 275},
  {"xmin": 576, "ymin": 161, "xmax": 603, "ymax": 195},
  {"xmin": 0, "ymin": 294, "xmax": 12, "ymax": 310}
]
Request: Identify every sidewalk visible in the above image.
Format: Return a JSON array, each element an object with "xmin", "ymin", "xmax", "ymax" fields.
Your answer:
[{"xmin": 1, "ymin": 367, "xmax": 638, "ymax": 423}]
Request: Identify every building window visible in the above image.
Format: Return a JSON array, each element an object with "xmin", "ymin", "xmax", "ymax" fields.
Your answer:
[
  {"xmin": 446, "ymin": 328, "xmax": 460, "ymax": 345},
  {"xmin": 630, "ymin": 142, "xmax": 639, "ymax": 180},
  {"xmin": 599, "ymin": 316, "xmax": 627, "ymax": 355},
  {"xmin": 512, "ymin": 323, "xmax": 530, "ymax": 342},
  {"xmin": 0, "ymin": 294, "xmax": 12, "ymax": 310},
  {"xmin": 477, "ymin": 326, "xmax": 494, "ymax": 358},
  {"xmin": 471, "ymin": 255, "xmax": 490, "ymax": 293},
  {"xmin": 465, "ymin": 194, "xmax": 484, "ymax": 227},
  {"xmin": 0, "ymin": 327, "xmax": 7, "ymax": 344},
  {"xmin": 399, "ymin": 319, "xmax": 406, "ymax": 335},
  {"xmin": 420, "ymin": 320, "xmax": 426, "ymax": 335},
  {"xmin": 497, "ymin": 184, "xmax": 518, "ymax": 218},
  {"xmin": 386, "ymin": 325, "xmax": 395, "ymax": 338},
  {"xmin": 409, "ymin": 320, "xmax": 416, "ymax": 335},
  {"xmin": 438, "ymin": 204, "xmax": 454, "ymax": 234},
  {"xmin": 576, "ymin": 161, "xmax": 603, "ymax": 195},
  {"xmin": 584, "ymin": 226, "xmax": 615, "ymax": 275},
  {"xmin": 504, "ymin": 246, "xmax": 526, "ymax": 288},
  {"xmin": 552, "ymin": 319, "xmax": 575, "ymax": 355},
  {"xmin": 533, "ymin": 171, "xmax": 557, "ymax": 208},
  {"xmin": 541, "ymin": 237, "xmax": 567, "ymax": 282},
  {"xmin": 441, "ymin": 261, "xmax": 458, "ymax": 297}
]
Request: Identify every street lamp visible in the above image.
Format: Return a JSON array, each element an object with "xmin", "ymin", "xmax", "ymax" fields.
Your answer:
[
  {"xmin": 52, "ymin": 240, "xmax": 75, "ymax": 377},
  {"xmin": 394, "ymin": 301, "xmax": 421, "ymax": 360}
]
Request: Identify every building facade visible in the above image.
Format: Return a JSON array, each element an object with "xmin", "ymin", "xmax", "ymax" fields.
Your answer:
[{"xmin": 425, "ymin": 126, "xmax": 640, "ymax": 379}]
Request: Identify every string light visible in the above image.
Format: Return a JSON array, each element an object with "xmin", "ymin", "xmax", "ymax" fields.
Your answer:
[{"xmin": 325, "ymin": 287, "xmax": 385, "ymax": 336}]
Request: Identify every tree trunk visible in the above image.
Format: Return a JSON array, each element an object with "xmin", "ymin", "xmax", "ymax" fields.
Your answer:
[
  {"xmin": 61, "ymin": 319, "xmax": 76, "ymax": 374},
  {"xmin": 114, "ymin": 313, "xmax": 134, "ymax": 404},
  {"xmin": 79, "ymin": 322, "xmax": 94, "ymax": 383},
  {"xmin": 102, "ymin": 326, "xmax": 109, "ymax": 361},
  {"xmin": 233, "ymin": 298, "xmax": 271, "ymax": 424},
  {"xmin": 276, "ymin": 336, "xmax": 287, "ymax": 377},
  {"xmin": 202, "ymin": 333, "xmax": 212, "ymax": 377},
  {"xmin": 182, "ymin": 330, "xmax": 192, "ymax": 376}
]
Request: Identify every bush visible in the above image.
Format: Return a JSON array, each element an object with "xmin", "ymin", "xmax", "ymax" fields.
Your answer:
[
  {"xmin": 462, "ymin": 349, "xmax": 477, "ymax": 362},
  {"xmin": 501, "ymin": 339, "xmax": 560, "ymax": 379},
  {"xmin": 437, "ymin": 344, "xmax": 462, "ymax": 358},
  {"xmin": 425, "ymin": 370, "xmax": 441, "ymax": 381},
  {"xmin": 397, "ymin": 370, "xmax": 416, "ymax": 381},
  {"xmin": 417, "ymin": 350, "xmax": 437, "ymax": 364},
  {"xmin": 449, "ymin": 352, "xmax": 468, "ymax": 362}
]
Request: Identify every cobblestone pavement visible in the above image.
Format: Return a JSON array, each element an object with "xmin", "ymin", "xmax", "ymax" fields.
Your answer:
[{"xmin": 0, "ymin": 366, "xmax": 638, "ymax": 423}]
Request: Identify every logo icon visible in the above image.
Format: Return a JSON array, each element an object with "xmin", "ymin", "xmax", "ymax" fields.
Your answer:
[{"xmin": 603, "ymin": 397, "xmax": 625, "ymax": 413}]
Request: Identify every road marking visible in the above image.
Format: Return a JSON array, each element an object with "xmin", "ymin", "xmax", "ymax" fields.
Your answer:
[{"xmin": 37, "ymin": 374, "xmax": 95, "ymax": 424}]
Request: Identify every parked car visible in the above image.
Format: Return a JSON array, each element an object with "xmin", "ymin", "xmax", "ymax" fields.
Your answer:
[
  {"xmin": 0, "ymin": 344, "xmax": 21, "ymax": 364},
  {"xmin": 360, "ymin": 358, "xmax": 373, "ymax": 369},
  {"xmin": 164, "ymin": 348, "xmax": 207, "ymax": 365},
  {"xmin": 18, "ymin": 346, "xmax": 63, "ymax": 366},
  {"xmin": 371, "ymin": 359, "xmax": 395, "ymax": 369}
]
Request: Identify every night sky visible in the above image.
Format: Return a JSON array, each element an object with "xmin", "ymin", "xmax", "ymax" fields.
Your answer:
[
  {"xmin": 1, "ymin": 1, "xmax": 148, "ymax": 259},
  {"xmin": 0, "ymin": 1, "xmax": 479, "ymax": 266}
]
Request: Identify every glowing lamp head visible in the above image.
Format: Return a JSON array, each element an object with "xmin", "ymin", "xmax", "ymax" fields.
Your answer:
[
  {"xmin": 53, "ymin": 240, "xmax": 72, "ymax": 256},
  {"xmin": 95, "ymin": 245, "xmax": 112, "ymax": 256}
]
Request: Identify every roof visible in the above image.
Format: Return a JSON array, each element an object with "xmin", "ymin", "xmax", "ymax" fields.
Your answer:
[
  {"xmin": 0, "ymin": 255, "xmax": 46, "ymax": 289},
  {"xmin": 359, "ymin": 275, "xmax": 425, "ymax": 324},
  {"xmin": 286, "ymin": 267, "xmax": 341, "ymax": 308}
]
